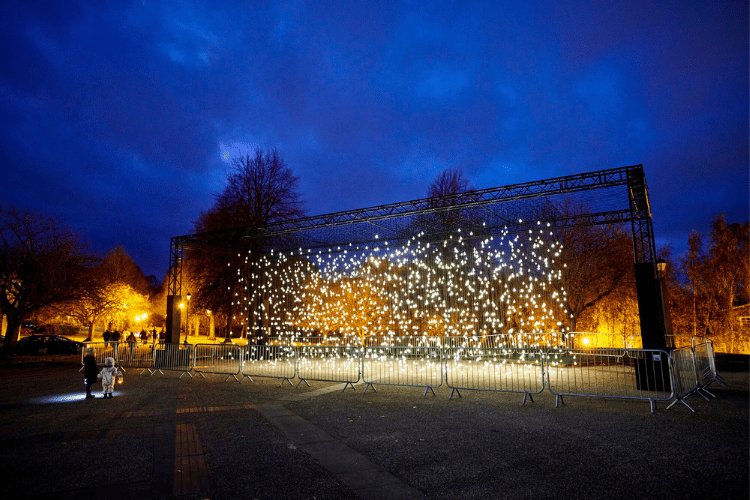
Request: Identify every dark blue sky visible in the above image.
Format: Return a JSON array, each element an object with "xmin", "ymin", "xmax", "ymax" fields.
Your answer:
[{"xmin": 1, "ymin": 1, "xmax": 747, "ymax": 278}]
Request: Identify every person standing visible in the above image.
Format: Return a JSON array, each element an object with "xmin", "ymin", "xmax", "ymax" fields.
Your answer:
[
  {"xmin": 97, "ymin": 357, "xmax": 122, "ymax": 398},
  {"xmin": 126, "ymin": 331, "xmax": 136, "ymax": 355},
  {"xmin": 103, "ymin": 330, "xmax": 111, "ymax": 346},
  {"xmin": 83, "ymin": 347, "xmax": 99, "ymax": 399}
]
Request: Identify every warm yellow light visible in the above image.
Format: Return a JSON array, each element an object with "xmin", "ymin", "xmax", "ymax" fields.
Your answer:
[
  {"xmin": 582, "ymin": 337, "xmax": 590, "ymax": 346},
  {"xmin": 179, "ymin": 303, "xmax": 185, "ymax": 309}
]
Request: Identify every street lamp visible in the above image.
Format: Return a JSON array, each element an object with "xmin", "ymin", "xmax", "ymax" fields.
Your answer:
[{"xmin": 656, "ymin": 258, "xmax": 667, "ymax": 279}]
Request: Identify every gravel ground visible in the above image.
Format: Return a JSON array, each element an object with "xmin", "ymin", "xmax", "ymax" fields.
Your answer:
[
  {"xmin": 0, "ymin": 363, "xmax": 358, "ymax": 499},
  {"xmin": 287, "ymin": 372, "xmax": 749, "ymax": 500},
  {"xmin": 0, "ymin": 355, "xmax": 746, "ymax": 499}
]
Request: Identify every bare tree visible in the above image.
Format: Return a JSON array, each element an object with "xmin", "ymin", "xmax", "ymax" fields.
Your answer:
[
  {"xmin": 554, "ymin": 202, "xmax": 634, "ymax": 332},
  {"xmin": 188, "ymin": 148, "xmax": 305, "ymax": 341},
  {"xmin": 0, "ymin": 206, "xmax": 95, "ymax": 352},
  {"xmin": 420, "ymin": 167, "xmax": 477, "ymax": 244},
  {"xmin": 220, "ymin": 148, "xmax": 305, "ymax": 227},
  {"xmin": 427, "ymin": 167, "xmax": 471, "ymax": 199}
]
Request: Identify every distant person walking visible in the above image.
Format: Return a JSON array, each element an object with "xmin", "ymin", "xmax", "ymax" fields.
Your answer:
[
  {"xmin": 97, "ymin": 357, "xmax": 122, "ymax": 398},
  {"xmin": 103, "ymin": 330, "xmax": 111, "ymax": 346},
  {"xmin": 83, "ymin": 347, "xmax": 99, "ymax": 399},
  {"xmin": 126, "ymin": 332, "xmax": 136, "ymax": 355},
  {"xmin": 111, "ymin": 330, "xmax": 121, "ymax": 344}
]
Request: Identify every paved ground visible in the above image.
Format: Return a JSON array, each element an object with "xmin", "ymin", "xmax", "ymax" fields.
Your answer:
[{"xmin": 0, "ymin": 357, "xmax": 747, "ymax": 500}]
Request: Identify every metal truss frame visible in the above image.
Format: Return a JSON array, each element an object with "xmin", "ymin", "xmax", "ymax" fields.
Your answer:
[{"xmin": 167, "ymin": 164, "xmax": 658, "ymax": 312}]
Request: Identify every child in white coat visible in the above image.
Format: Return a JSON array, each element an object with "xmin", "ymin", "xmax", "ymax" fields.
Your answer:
[{"xmin": 97, "ymin": 357, "xmax": 122, "ymax": 398}]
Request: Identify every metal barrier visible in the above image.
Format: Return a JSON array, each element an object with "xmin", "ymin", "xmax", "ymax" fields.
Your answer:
[
  {"xmin": 125, "ymin": 336, "xmax": 725, "ymax": 414},
  {"xmin": 152, "ymin": 344, "xmax": 194, "ymax": 378},
  {"xmin": 241, "ymin": 344, "xmax": 297, "ymax": 385},
  {"xmin": 702, "ymin": 340, "xmax": 727, "ymax": 390},
  {"xmin": 117, "ymin": 343, "xmax": 156, "ymax": 374},
  {"xmin": 362, "ymin": 345, "xmax": 443, "ymax": 397},
  {"xmin": 692, "ymin": 341, "xmax": 727, "ymax": 395},
  {"xmin": 563, "ymin": 332, "xmax": 627, "ymax": 350},
  {"xmin": 289, "ymin": 335, "xmax": 351, "ymax": 347},
  {"xmin": 193, "ymin": 344, "xmax": 242, "ymax": 381},
  {"xmin": 666, "ymin": 335, "xmax": 698, "ymax": 349},
  {"xmin": 692, "ymin": 342, "xmax": 715, "ymax": 399},
  {"xmin": 444, "ymin": 347, "xmax": 546, "ymax": 403},
  {"xmin": 667, "ymin": 346, "xmax": 700, "ymax": 412},
  {"xmin": 546, "ymin": 348, "xmax": 673, "ymax": 413},
  {"xmin": 624, "ymin": 335, "xmax": 642, "ymax": 349},
  {"xmin": 367, "ymin": 335, "xmax": 448, "ymax": 349},
  {"xmin": 81, "ymin": 342, "xmax": 119, "ymax": 371},
  {"xmin": 626, "ymin": 334, "xmax": 710, "ymax": 349},
  {"xmin": 296, "ymin": 345, "xmax": 361, "ymax": 390}
]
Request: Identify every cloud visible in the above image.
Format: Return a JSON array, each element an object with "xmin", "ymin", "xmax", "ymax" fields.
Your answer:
[{"xmin": 0, "ymin": 0, "xmax": 746, "ymax": 277}]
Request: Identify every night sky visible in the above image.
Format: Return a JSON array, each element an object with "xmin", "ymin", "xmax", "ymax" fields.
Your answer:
[{"xmin": 1, "ymin": 1, "xmax": 747, "ymax": 279}]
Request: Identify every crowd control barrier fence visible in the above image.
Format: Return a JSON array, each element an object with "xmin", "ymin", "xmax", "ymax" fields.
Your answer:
[
  {"xmin": 546, "ymin": 348, "xmax": 673, "ymax": 413},
  {"xmin": 193, "ymin": 344, "xmax": 242, "ymax": 381},
  {"xmin": 241, "ymin": 345, "xmax": 297, "ymax": 385},
  {"xmin": 362, "ymin": 345, "xmax": 443, "ymax": 397},
  {"xmin": 80, "ymin": 342, "xmax": 119, "ymax": 371},
  {"xmin": 667, "ymin": 346, "xmax": 701, "ymax": 411},
  {"xmin": 296, "ymin": 345, "xmax": 361, "ymax": 390},
  {"xmin": 693, "ymin": 341, "xmax": 727, "ymax": 395},
  {"xmin": 444, "ymin": 347, "xmax": 546, "ymax": 403},
  {"xmin": 560, "ymin": 332, "xmax": 628, "ymax": 351},
  {"xmin": 117, "ymin": 334, "xmax": 722, "ymax": 413},
  {"xmin": 153, "ymin": 344, "xmax": 194, "ymax": 378},
  {"xmin": 117, "ymin": 343, "xmax": 157, "ymax": 374}
]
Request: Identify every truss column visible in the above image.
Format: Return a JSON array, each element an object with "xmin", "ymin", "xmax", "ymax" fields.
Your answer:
[
  {"xmin": 627, "ymin": 166, "xmax": 671, "ymax": 391},
  {"xmin": 166, "ymin": 237, "xmax": 184, "ymax": 344}
]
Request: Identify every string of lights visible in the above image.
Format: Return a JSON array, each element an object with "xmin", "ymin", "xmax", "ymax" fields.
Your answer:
[{"xmin": 168, "ymin": 165, "xmax": 658, "ymax": 355}]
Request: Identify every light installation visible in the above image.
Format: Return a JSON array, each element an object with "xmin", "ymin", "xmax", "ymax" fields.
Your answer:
[
  {"xmin": 168, "ymin": 165, "xmax": 666, "ymax": 358},
  {"xmin": 241, "ymin": 224, "xmax": 568, "ymax": 349}
]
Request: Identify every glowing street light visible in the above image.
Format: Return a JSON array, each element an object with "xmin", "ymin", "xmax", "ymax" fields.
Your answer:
[{"xmin": 656, "ymin": 258, "xmax": 667, "ymax": 279}]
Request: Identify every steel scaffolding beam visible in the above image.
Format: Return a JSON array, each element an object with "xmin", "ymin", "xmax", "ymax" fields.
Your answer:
[{"xmin": 166, "ymin": 164, "xmax": 664, "ymax": 346}]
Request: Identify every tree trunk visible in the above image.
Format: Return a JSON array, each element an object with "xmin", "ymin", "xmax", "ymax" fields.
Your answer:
[
  {"xmin": 566, "ymin": 306, "xmax": 579, "ymax": 333},
  {"xmin": 225, "ymin": 308, "xmax": 232, "ymax": 341},
  {"xmin": 85, "ymin": 321, "xmax": 94, "ymax": 342},
  {"xmin": 2, "ymin": 318, "xmax": 22, "ymax": 352},
  {"xmin": 208, "ymin": 314, "xmax": 215, "ymax": 341}
]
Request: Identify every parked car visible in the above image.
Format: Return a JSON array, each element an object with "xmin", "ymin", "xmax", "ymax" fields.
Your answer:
[
  {"xmin": 14, "ymin": 335, "xmax": 85, "ymax": 355},
  {"xmin": 21, "ymin": 321, "xmax": 44, "ymax": 333}
]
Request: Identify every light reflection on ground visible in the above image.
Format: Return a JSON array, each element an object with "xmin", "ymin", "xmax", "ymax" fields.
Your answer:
[{"xmin": 30, "ymin": 391, "xmax": 127, "ymax": 404}]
